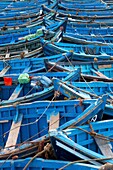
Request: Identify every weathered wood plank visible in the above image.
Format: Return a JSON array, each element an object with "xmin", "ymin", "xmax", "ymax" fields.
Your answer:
[
  {"xmin": 90, "ymin": 68, "xmax": 108, "ymax": 79},
  {"xmin": 98, "ymin": 64, "xmax": 112, "ymax": 69},
  {"xmin": 0, "ymin": 65, "xmax": 11, "ymax": 76},
  {"xmin": 5, "ymin": 114, "xmax": 23, "ymax": 149},
  {"xmin": 49, "ymin": 113, "xmax": 59, "ymax": 130},
  {"xmin": 9, "ymin": 65, "xmax": 31, "ymax": 100},
  {"xmin": 9, "ymin": 84, "xmax": 23, "ymax": 100},
  {"xmin": 95, "ymin": 137, "xmax": 113, "ymax": 157}
]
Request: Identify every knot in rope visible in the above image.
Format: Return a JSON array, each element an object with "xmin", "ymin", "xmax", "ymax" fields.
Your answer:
[{"xmin": 89, "ymin": 130, "xmax": 97, "ymax": 137}]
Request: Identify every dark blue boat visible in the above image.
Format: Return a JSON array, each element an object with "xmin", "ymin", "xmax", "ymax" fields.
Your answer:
[
  {"xmin": 0, "ymin": 96, "xmax": 106, "ymax": 160},
  {"xmin": 45, "ymin": 59, "xmax": 113, "ymax": 79},
  {"xmin": 40, "ymin": 38, "xmax": 112, "ymax": 61},
  {"xmin": 0, "ymin": 98, "xmax": 99, "ymax": 148},
  {"xmin": 0, "ymin": 51, "xmax": 73, "ymax": 75},
  {"xmin": 42, "ymin": 3, "xmax": 113, "ymax": 22},
  {"xmin": 0, "ymin": 69, "xmax": 80, "ymax": 106},
  {"xmin": 0, "ymin": 16, "xmax": 67, "ymax": 45},
  {"xmin": 50, "ymin": 119, "xmax": 113, "ymax": 165},
  {"xmin": 53, "ymin": 78, "xmax": 113, "ymax": 115},
  {"xmin": 0, "ymin": 0, "xmax": 56, "ymax": 27},
  {"xmin": 0, "ymin": 18, "xmax": 67, "ymax": 55}
]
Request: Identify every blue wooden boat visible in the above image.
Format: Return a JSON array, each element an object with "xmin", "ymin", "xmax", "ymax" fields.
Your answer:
[
  {"xmin": 43, "ymin": 1, "xmax": 111, "ymax": 14},
  {"xmin": 1, "ymin": 2, "xmax": 47, "ymax": 15},
  {"xmin": 0, "ymin": 20, "xmax": 64, "ymax": 59},
  {"xmin": 40, "ymin": 38, "xmax": 112, "ymax": 61},
  {"xmin": 53, "ymin": 41, "xmax": 113, "ymax": 57},
  {"xmin": 0, "ymin": 98, "xmax": 99, "ymax": 148},
  {"xmin": 0, "ymin": 6, "xmax": 40, "ymax": 19},
  {"xmin": 58, "ymin": 0, "xmax": 107, "ymax": 8},
  {"xmin": 66, "ymin": 33, "xmax": 113, "ymax": 44},
  {"xmin": 52, "ymin": 78, "xmax": 113, "ymax": 116},
  {"xmin": 58, "ymin": 4, "xmax": 113, "ymax": 16},
  {"xmin": 50, "ymin": 119, "xmax": 113, "ymax": 165},
  {"xmin": 42, "ymin": 4, "xmax": 113, "ymax": 22},
  {"xmin": 0, "ymin": 18, "xmax": 66, "ymax": 55},
  {"xmin": 57, "ymin": 81, "xmax": 113, "ymax": 99},
  {"xmin": 0, "ymin": 32, "xmax": 43, "ymax": 55},
  {"xmin": 57, "ymin": 6, "xmax": 113, "ymax": 16},
  {"xmin": 65, "ymin": 20, "xmax": 113, "ymax": 28},
  {"xmin": 59, "ymin": 1, "xmax": 107, "ymax": 6},
  {"xmin": 0, "ymin": 96, "xmax": 106, "ymax": 159},
  {"xmin": 0, "ymin": 158, "xmax": 99, "ymax": 170},
  {"xmin": 0, "ymin": 18, "xmax": 66, "ymax": 45},
  {"xmin": 67, "ymin": 81, "xmax": 113, "ymax": 117},
  {"xmin": 61, "ymin": 33, "xmax": 109, "ymax": 46},
  {"xmin": 0, "ymin": 1, "xmax": 38, "ymax": 11},
  {"xmin": 54, "ymin": 16, "xmax": 113, "ymax": 36},
  {"xmin": 64, "ymin": 9, "xmax": 113, "ymax": 17},
  {"xmin": 66, "ymin": 25, "xmax": 113, "ymax": 36},
  {"xmin": 59, "ymin": 0, "xmax": 104, "ymax": 3},
  {"xmin": 0, "ymin": 69, "xmax": 80, "ymax": 107},
  {"xmin": 0, "ymin": 8, "xmax": 55, "ymax": 30},
  {"xmin": 49, "ymin": 0, "xmax": 107, "ymax": 11},
  {"xmin": 0, "ymin": 11, "xmax": 54, "ymax": 33},
  {"xmin": 0, "ymin": 17, "xmax": 59, "ymax": 44},
  {"xmin": 0, "ymin": 46, "xmax": 43, "ymax": 60},
  {"xmin": 64, "ymin": 9, "xmax": 113, "ymax": 15},
  {"xmin": 0, "ymin": 0, "xmax": 57, "ymax": 27},
  {"xmin": 0, "ymin": 51, "xmax": 73, "ymax": 75},
  {"xmin": 45, "ymin": 59, "xmax": 113, "ymax": 79},
  {"xmin": 0, "ymin": 13, "xmax": 39, "ymax": 27},
  {"xmin": 0, "ymin": 0, "xmax": 43, "ymax": 9},
  {"xmin": 0, "ymin": 0, "xmax": 48, "ymax": 19},
  {"xmin": 0, "ymin": 0, "xmax": 48, "ymax": 20},
  {"xmin": 45, "ymin": 60, "xmax": 113, "ymax": 83}
]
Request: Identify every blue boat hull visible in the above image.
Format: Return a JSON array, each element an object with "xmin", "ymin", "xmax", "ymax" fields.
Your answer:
[{"xmin": 0, "ymin": 158, "xmax": 99, "ymax": 170}]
